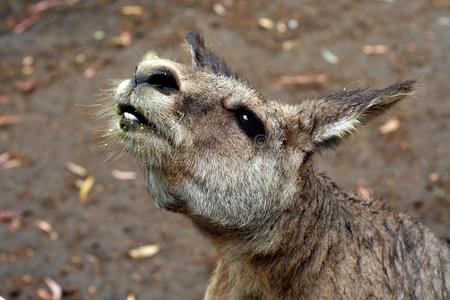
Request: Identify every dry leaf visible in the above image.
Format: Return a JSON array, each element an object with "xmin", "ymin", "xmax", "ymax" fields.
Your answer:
[
  {"xmin": 358, "ymin": 186, "xmax": 372, "ymax": 201},
  {"xmin": 1, "ymin": 159, "xmax": 23, "ymax": 169},
  {"xmin": 128, "ymin": 244, "xmax": 160, "ymax": 259},
  {"xmin": 282, "ymin": 39, "xmax": 300, "ymax": 51},
  {"xmin": 75, "ymin": 53, "xmax": 87, "ymax": 64},
  {"xmin": 439, "ymin": 17, "xmax": 450, "ymax": 26},
  {"xmin": 14, "ymin": 79, "xmax": 37, "ymax": 92},
  {"xmin": 9, "ymin": 217, "xmax": 21, "ymax": 231},
  {"xmin": 22, "ymin": 56, "xmax": 34, "ymax": 66},
  {"xmin": 321, "ymin": 49, "xmax": 339, "ymax": 64},
  {"xmin": 258, "ymin": 18, "xmax": 274, "ymax": 30},
  {"xmin": 0, "ymin": 151, "xmax": 31, "ymax": 169},
  {"xmin": 0, "ymin": 152, "xmax": 10, "ymax": 165},
  {"xmin": 120, "ymin": 5, "xmax": 144, "ymax": 16},
  {"xmin": 357, "ymin": 180, "xmax": 373, "ymax": 201},
  {"xmin": 22, "ymin": 65, "xmax": 34, "ymax": 75},
  {"xmin": 0, "ymin": 115, "xmax": 24, "ymax": 126},
  {"xmin": 35, "ymin": 220, "xmax": 58, "ymax": 240},
  {"xmin": 0, "ymin": 209, "xmax": 21, "ymax": 223},
  {"xmin": 66, "ymin": 161, "xmax": 87, "ymax": 177},
  {"xmin": 111, "ymin": 31, "xmax": 133, "ymax": 47},
  {"xmin": 83, "ymin": 67, "xmax": 96, "ymax": 79},
  {"xmin": 126, "ymin": 294, "xmax": 137, "ymax": 300},
  {"xmin": 428, "ymin": 172, "xmax": 440, "ymax": 183},
  {"xmin": 112, "ymin": 169, "xmax": 137, "ymax": 181},
  {"xmin": 93, "ymin": 30, "xmax": 105, "ymax": 41},
  {"xmin": 44, "ymin": 277, "xmax": 62, "ymax": 300},
  {"xmin": 0, "ymin": 95, "xmax": 9, "ymax": 103},
  {"xmin": 363, "ymin": 45, "xmax": 389, "ymax": 55},
  {"xmin": 142, "ymin": 51, "xmax": 159, "ymax": 61},
  {"xmin": 79, "ymin": 176, "xmax": 95, "ymax": 204},
  {"xmin": 36, "ymin": 288, "xmax": 52, "ymax": 300},
  {"xmin": 213, "ymin": 3, "xmax": 226, "ymax": 16},
  {"xmin": 36, "ymin": 220, "xmax": 52, "ymax": 233},
  {"xmin": 273, "ymin": 74, "xmax": 327, "ymax": 90},
  {"xmin": 30, "ymin": 0, "xmax": 63, "ymax": 14},
  {"xmin": 379, "ymin": 117, "xmax": 400, "ymax": 134},
  {"xmin": 14, "ymin": 14, "xmax": 41, "ymax": 34},
  {"xmin": 276, "ymin": 21, "xmax": 287, "ymax": 33},
  {"xmin": 87, "ymin": 285, "xmax": 97, "ymax": 296}
]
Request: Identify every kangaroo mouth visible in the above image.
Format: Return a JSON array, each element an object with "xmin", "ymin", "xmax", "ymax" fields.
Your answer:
[{"xmin": 118, "ymin": 103, "xmax": 157, "ymax": 132}]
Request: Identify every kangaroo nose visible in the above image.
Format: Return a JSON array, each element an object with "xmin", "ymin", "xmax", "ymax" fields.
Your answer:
[{"xmin": 134, "ymin": 67, "xmax": 180, "ymax": 95}]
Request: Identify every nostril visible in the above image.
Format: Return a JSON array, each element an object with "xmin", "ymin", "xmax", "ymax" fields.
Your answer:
[{"xmin": 135, "ymin": 68, "xmax": 179, "ymax": 95}]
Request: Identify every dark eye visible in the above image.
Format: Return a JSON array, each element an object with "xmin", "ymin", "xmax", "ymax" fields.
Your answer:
[{"xmin": 234, "ymin": 108, "xmax": 266, "ymax": 140}]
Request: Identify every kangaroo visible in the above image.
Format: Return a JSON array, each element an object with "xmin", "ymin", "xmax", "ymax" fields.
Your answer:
[{"xmin": 103, "ymin": 32, "xmax": 449, "ymax": 299}]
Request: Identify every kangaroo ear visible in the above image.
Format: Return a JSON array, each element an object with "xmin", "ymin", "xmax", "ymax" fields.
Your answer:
[
  {"xmin": 297, "ymin": 80, "xmax": 416, "ymax": 152},
  {"xmin": 185, "ymin": 32, "xmax": 237, "ymax": 79}
]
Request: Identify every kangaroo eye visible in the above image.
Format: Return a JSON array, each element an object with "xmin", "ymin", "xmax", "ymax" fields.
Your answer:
[
  {"xmin": 239, "ymin": 113, "xmax": 249, "ymax": 123},
  {"xmin": 234, "ymin": 108, "xmax": 266, "ymax": 140}
]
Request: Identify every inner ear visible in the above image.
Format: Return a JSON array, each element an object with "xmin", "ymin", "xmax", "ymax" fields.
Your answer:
[
  {"xmin": 185, "ymin": 32, "xmax": 237, "ymax": 79},
  {"xmin": 295, "ymin": 80, "xmax": 415, "ymax": 153}
]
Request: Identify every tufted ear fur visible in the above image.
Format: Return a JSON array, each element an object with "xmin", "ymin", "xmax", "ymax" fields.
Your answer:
[
  {"xmin": 185, "ymin": 32, "xmax": 237, "ymax": 79},
  {"xmin": 296, "ymin": 80, "xmax": 416, "ymax": 152}
]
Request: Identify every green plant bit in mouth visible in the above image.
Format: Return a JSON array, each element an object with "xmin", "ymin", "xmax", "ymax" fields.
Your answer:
[{"xmin": 118, "ymin": 103, "xmax": 156, "ymax": 132}]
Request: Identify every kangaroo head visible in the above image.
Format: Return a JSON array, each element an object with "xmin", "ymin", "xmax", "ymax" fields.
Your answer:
[{"xmin": 106, "ymin": 32, "xmax": 414, "ymax": 232}]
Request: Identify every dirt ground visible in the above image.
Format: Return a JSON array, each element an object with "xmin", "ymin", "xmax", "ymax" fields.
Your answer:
[{"xmin": 0, "ymin": 0, "xmax": 449, "ymax": 299}]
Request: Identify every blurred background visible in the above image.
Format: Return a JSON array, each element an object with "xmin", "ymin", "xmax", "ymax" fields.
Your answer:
[{"xmin": 0, "ymin": 0, "xmax": 449, "ymax": 299}]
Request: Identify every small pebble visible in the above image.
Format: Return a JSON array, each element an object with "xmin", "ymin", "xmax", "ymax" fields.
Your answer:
[{"xmin": 288, "ymin": 19, "xmax": 299, "ymax": 29}]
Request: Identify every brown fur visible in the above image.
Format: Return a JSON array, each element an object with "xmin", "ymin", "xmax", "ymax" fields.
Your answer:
[
  {"xmin": 204, "ymin": 167, "xmax": 448, "ymax": 299},
  {"xmin": 103, "ymin": 33, "xmax": 449, "ymax": 299}
]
